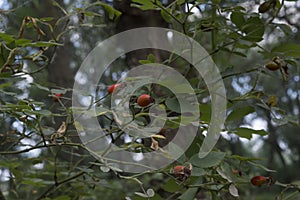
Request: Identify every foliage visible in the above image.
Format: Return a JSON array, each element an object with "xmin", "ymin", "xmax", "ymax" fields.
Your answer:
[{"xmin": 0, "ymin": 0, "xmax": 300, "ymax": 200}]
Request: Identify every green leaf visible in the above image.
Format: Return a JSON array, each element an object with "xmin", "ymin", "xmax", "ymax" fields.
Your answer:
[
  {"xmin": 10, "ymin": 167, "xmax": 23, "ymax": 182},
  {"xmin": 161, "ymin": 9, "xmax": 173, "ymax": 23},
  {"xmin": 0, "ymin": 82, "xmax": 12, "ymax": 89},
  {"xmin": 36, "ymin": 109, "xmax": 52, "ymax": 116},
  {"xmin": 176, "ymin": 0, "xmax": 186, "ymax": 5},
  {"xmin": 0, "ymin": 160, "xmax": 20, "ymax": 168},
  {"xmin": 139, "ymin": 54, "xmax": 157, "ymax": 64},
  {"xmin": 88, "ymin": 2, "xmax": 121, "ymax": 21},
  {"xmin": 163, "ymin": 179, "xmax": 182, "ymax": 192},
  {"xmin": 220, "ymin": 47, "xmax": 247, "ymax": 57},
  {"xmin": 147, "ymin": 54, "xmax": 156, "ymax": 63},
  {"xmin": 15, "ymin": 38, "xmax": 32, "ymax": 45},
  {"xmin": 226, "ymin": 106, "xmax": 255, "ymax": 122},
  {"xmin": 76, "ymin": 167, "xmax": 95, "ymax": 173},
  {"xmin": 165, "ymin": 97, "xmax": 180, "ymax": 113},
  {"xmin": 27, "ymin": 158, "xmax": 44, "ymax": 165},
  {"xmin": 284, "ymin": 58, "xmax": 298, "ymax": 67},
  {"xmin": 173, "ymin": 84, "xmax": 193, "ymax": 94},
  {"xmin": 276, "ymin": 23, "xmax": 293, "ymax": 35},
  {"xmin": 199, "ymin": 104, "xmax": 211, "ymax": 123},
  {"xmin": 166, "ymin": 115, "xmax": 198, "ymax": 130},
  {"xmin": 178, "ymin": 178, "xmax": 202, "ymax": 200},
  {"xmin": 83, "ymin": 11, "xmax": 97, "ymax": 17},
  {"xmin": 272, "ymin": 43, "xmax": 300, "ymax": 58},
  {"xmin": 74, "ymin": 121, "xmax": 84, "ymax": 132},
  {"xmin": 241, "ymin": 16, "xmax": 265, "ymax": 42},
  {"xmin": 191, "ymin": 167, "xmax": 205, "ymax": 176},
  {"xmin": 216, "ymin": 167, "xmax": 232, "ymax": 182},
  {"xmin": 231, "ymin": 11, "xmax": 245, "ymax": 28},
  {"xmin": 54, "ymin": 196, "xmax": 71, "ymax": 200},
  {"xmin": 235, "ymin": 41, "xmax": 256, "ymax": 49},
  {"xmin": 24, "ymin": 109, "xmax": 52, "ymax": 116},
  {"xmin": 1, "ymin": 103, "xmax": 31, "ymax": 111},
  {"xmin": 40, "ymin": 17, "xmax": 54, "ymax": 22},
  {"xmin": 178, "ymin": 188, "xmax": 198, "ymax": 200},
  {"xmin": 242, "ymin": 16, "xmax": 261, "ymax": 33},
  {"xmin": 248, "ymin": 161, "xmax": 276, "ymax": 172},
  {"xmin": 30, "ymin": 83, "xmax": 50, "ymax": 92},
  {"xmin": 20, "ymin": 41, "xmax": 63, "ymax": 47},
  {"xmin": 272, "ymin": 115, "xmax": 299, "ymax": 126},
  {"xmin": 0, "ymin": 72, "xmax": 22, "ymax": 80},
  {"xmin": 190, "ymin": 151, "xmax": 226, "ymax": 168},
  {"xmin": 231, "ymin": 127, "xmax": 268, "ymax": 139},
  {"xmin": 0, "ymin": 32, "xmax": 15, "ymax": 43},
  {"xmin": 166, "ymin": 118, "xmax": 181, "ymax": 128},
  {"xmin": 131, "ymin": 0, "xmax": 158, "ymax": 11},
  {"xmin": 22, "ymin": 178, "xmax": 54, "ymax": 187},
  {"xmin": 232, "ymin": 155, "xmax": 262, "ymax": 161}
]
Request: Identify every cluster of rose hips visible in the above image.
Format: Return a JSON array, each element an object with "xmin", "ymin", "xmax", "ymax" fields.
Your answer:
[
  {"xmin": 107, "ymin": 83, "xmax": 154, "ymax": 107},
  {"xmin": 169, "ymin": 164, "xmax": 273, "ymax": 187},
  {"xmin": 107, "ymin": 84, "xmax": 275, "ymax": 188},
  {"xmin": 169, "ymin": 164, "xmax": 274, "ymax": 188},
  {"xmin": 110, "ymin": 84, "xmax": 234, "ymax": 180},
  {"xmin": 50, "ymin": 84, "xmax": 277, "ymax": 189}
]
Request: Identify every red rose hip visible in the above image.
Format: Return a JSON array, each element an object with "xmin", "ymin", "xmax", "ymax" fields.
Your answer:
[
  {"xmin": 171, "ymin": 164, "xmax": 192, "ymax": 182},
  {"xmin": 108, "ymin": 84, "xmax": 119, "ymax": 94},
  {"xmin": 173, "ymin": 165, "xmax": 185, "ymax": 174},
  {"xmin": 251, "ymin": 176, "xmax": 268, "ymax": 186},
  {"xmin": 53, "ymin": 93, "xmax": 63, "ymax": 102},
  {"xmin": 137, "ymin": 94, "xmax": 154, "ymax": 107}
]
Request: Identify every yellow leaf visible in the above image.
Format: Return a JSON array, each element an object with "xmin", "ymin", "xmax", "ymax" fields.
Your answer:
[
  {"xmin": 266, "ymin": 95, "xmax": 277, "ymax": 107},
  {"xmin": 150, "ymin": 137, "xmax": 159, "ymax": 151},
  {"xmin": 151, "ymin": 134, "xmax": 166, "ymax": 139}
]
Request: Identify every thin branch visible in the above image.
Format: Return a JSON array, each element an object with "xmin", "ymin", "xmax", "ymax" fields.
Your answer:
[
  {"xmin": 36, "ymin": 168, "xmax": 87, "ymax": 200},
  {"xmin": 0, "ymin": 142, "xmax": 85, "ymax": 155}
]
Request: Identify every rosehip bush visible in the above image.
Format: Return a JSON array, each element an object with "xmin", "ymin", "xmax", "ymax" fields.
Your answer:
[{"xmin": 0, "ymin": 1, "xmax": 300, "ymax": 200}]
